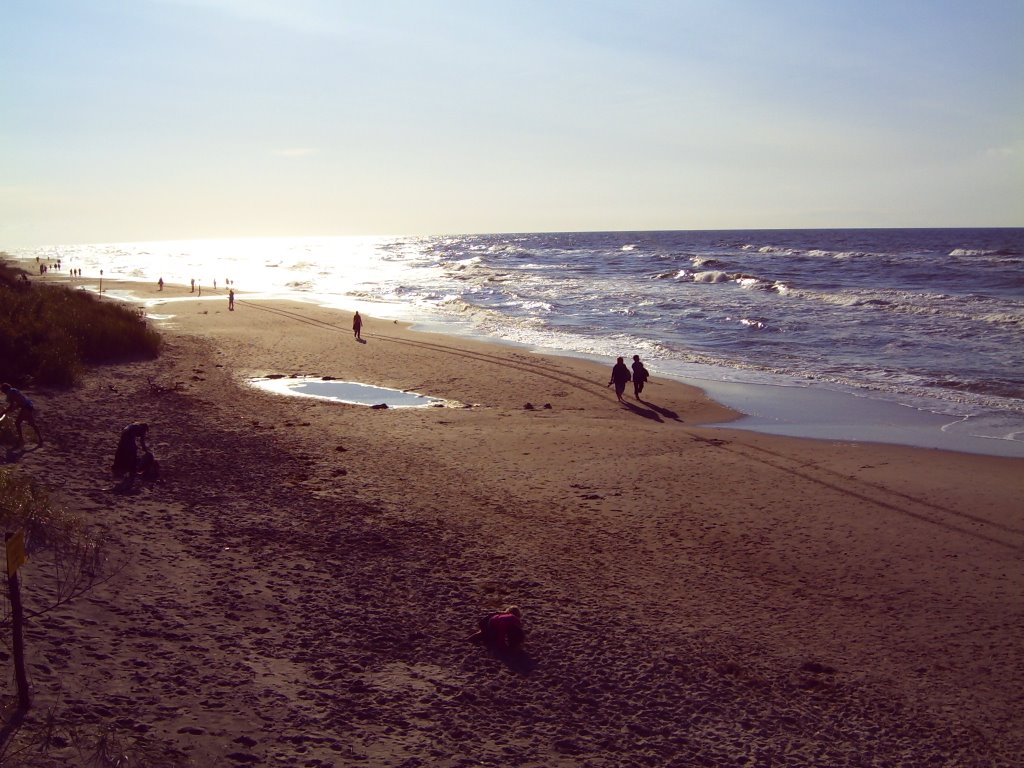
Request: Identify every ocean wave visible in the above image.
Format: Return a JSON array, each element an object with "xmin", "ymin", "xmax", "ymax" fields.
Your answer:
[
  {"xmin": 736, "ymin": 276, "xmax": 772, "ymax": 290},
  {"xmin": 808, "ymin": 249, "xmax": 872, "ymax": 260},
  {"xmin": 441, "ymin": 256, "xmax": 481, "ymax": 270},
  {"xmin": 923, "ymin": 376, "xmax": 1024, "ymax": 400},
  {"xmin": 519, "ymin": 300, "xmax": 554, "ymax": 312},
  {"xmin": 692, "ymin": 257, "xmax": 726, "ymax": 268},
  {"xmin": 746, "ymin": 245, "xmax": 796, "ymax": 255},
  {"xmin": 949, "ymin": 248, "xmax": 998, "ymax": 257},
  {"xmin": 693, "ymin": 270, "xmax": 730, "ymax": 283},
  {"xmin": 789, "ymin": 287, "xmax": 1024, "ymax": 327},
  {"xmin": 653, "ymin": 269, "xmax": 689, "ymax": 280}
]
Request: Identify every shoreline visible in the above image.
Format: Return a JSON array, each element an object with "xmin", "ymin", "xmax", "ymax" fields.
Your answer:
[
  {"xmin": 3, "ymin": 273, "xmax": 1022, "ymax": 765},
  {"xmin": 34, "ymin": 268, "xmax": 1024, "ymax": 458}
]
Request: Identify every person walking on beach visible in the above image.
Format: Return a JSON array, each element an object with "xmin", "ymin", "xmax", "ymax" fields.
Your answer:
[
  {"xmin": 631, "ymin": 355, "xmax": 650, "ymax": 399},
  {"xmin": 158, "ymin": 277, "xmax": 164, "ymax": 291},
  {"xmin": 190, "ymin": 278, "xmax": 195, "ymax": 293},
  {"xmin": 353, "ymin": 311, "xmax": 363, "ymax": 341},
  {"xmin": 608, "ymin": 357, "xmax": 632, "ymax": 402},
  {"xmin": 228, "ymin": 289, "xmax": 235, "ymax": 311},
  {"xmin": 1, "ymin": 383, "xmax": 43, "ymax": 448}
]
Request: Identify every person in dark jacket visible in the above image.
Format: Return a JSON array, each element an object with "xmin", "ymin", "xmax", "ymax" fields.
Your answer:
[
  {"xmin": 631, "ymin": 355, "xmax": 650, "ymax": 399},
  {"xmin": 112, "ymin": 422, "xmax": 150, "ymax": 491},
  {"xmin": 608, "ymin": 357, "xmax": 632, "ymax": 402}
]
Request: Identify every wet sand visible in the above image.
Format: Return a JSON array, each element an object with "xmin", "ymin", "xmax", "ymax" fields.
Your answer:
[{"xmin": 3, "ymin": 278, "xmax": 1022, "ymax": 767}]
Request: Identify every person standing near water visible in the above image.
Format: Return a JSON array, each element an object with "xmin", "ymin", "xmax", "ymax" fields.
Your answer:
[
  {"xmin": 631, "ymin": 355, "xmax": 649, "ymax": 399},
  {"xmin": 608, "ymin": 357, "xmax": 632, "ymax": 403},
  {"xmin": 228, "ymin": 289, "xmax": 235, "ymax": 311},
  {"xmin": 353, "ymin": 311, "xmax": 363, "ymax": 341}
]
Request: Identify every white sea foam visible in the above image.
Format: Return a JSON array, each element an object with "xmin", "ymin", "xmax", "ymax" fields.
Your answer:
[
  {"xmin": 949, "ymin": 248, "xmax": 997, "ymax": 256},
  {"xmin": 693, "ymin": 270, "xmax": 730, "ymax": 283}
]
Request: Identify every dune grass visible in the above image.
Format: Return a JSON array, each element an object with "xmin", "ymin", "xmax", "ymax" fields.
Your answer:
[{"xmin": 0, "ymin": 257, "xmax": 161, "ymax": 387}]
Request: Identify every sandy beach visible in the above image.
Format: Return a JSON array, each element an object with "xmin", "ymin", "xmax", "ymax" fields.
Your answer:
[{"xmin": 3, "ymin": 279, "xmax": 1022, "ymax": 767}]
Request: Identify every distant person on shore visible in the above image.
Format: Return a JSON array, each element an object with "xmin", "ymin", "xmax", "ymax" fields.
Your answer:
[
  {"xmin": 158, "ymin": 277, "xmax": 164, "ymax": 291},
  {"xmin": 631, "ymin": 355, "xmax": 650, "ymax": 399},
  {"xmin": 608, "ymin": 357, "xmax": 632, "ymax": 402},
  {"xmin": 1, "ymin": 383, "xmax": 43, "ymax": 448},
  {"xmin": 190, "ymin": 278, "xmax": 195, "ymax": 293},
  {"xmin": 467, "ymin": 606, "xmax": 525, "ymax": 652},
  {"xmin": 111, "ymin": 422, "xmax": 151, "ymax": 492},
  {"xmin": 228, "ymin": 289, "xmax": 235, "ymax": 311},
  {"xmin": 353, "ymin": 311, "xmax": 363, "ymax": 341}
]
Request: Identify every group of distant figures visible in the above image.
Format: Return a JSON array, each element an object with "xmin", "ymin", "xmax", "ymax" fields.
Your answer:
[
  {"xmin": 34, "ymin": 258, "xmax": 82, "ymax": 278},
  {"xmin": 156, "ymin": 277, "xmax": 235, "ymax": 309},
  {"xmin": 608, "ymin": 355, "xmax": 650, "ymax": 402}
]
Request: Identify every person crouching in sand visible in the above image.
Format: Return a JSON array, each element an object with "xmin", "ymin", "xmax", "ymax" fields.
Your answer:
[
  {"xmin": 111, "ymin": 422, "xmax": 150, "ymax": 492},
  {"xmin": 467, "ymin": 606, "xmax": 525, "ymax": 652},
  {"xmin": 1, "ymin": 382, "xmax": 43, "ymax": 448}
]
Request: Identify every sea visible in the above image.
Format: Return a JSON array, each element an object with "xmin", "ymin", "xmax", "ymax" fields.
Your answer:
[{"xmin": 11, "ymin": 228, "xmax": 1024, "ymax": 457}]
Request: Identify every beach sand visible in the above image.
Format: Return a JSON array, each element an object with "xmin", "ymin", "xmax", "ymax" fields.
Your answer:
[{"xmin": 2, "ymin": 279, "xmax": 1022, "ymax": 767}]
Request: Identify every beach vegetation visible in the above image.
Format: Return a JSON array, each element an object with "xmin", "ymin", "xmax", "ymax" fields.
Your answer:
[
  {"xmin": 0, "ymin": 469, "xmax": 106, "ymax": 615},
  {"xmin": 0, "ymin": 468, "xmax": 113, "ymax": 759},
  {"xmin": 0, "ymin": 257, "xmax": 161, "ymax": 387}
]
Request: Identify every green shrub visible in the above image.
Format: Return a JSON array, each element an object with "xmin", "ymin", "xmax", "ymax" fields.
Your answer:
[{"xmin": 0, "ymin": 257, "xmax": 161, "ymax": 386}]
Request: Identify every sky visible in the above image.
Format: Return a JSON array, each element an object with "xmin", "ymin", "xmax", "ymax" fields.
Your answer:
[{"xmin": 2, "ymin": 0, "xmax": 1022, "ymax": 246}]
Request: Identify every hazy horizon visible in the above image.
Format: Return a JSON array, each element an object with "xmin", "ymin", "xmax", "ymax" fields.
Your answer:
[{"xmin": 3, "ymin": 1, "xmax": 1022, "ymax": 247}]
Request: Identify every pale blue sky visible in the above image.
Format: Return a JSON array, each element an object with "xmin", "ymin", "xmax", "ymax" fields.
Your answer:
[{"xmin": 2, "ymin": 0, "xmax": 1022, "ymax": 245}]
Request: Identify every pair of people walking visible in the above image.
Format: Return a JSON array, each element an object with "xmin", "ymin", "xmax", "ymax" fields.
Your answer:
[{"xmin": 608, "ymin": 355, "xmax": 649, "ymax": 402}]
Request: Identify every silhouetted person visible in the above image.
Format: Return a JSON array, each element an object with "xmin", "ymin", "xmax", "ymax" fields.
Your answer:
[
  {"xmin": 158, "ymin": 277, "xmax": 164, "ymax": 291},
  {"xmin": 353, "ymin": 311, "xmax": 363, "ymax": 340},
  {"xmin": 631, "ymin": 355, "xmax": 649, "ymax": 399},
  {"xmin": 228, "ymin": 289, "xmax": 235, "ymax": 311},
  {"xmin": 190, "ymin": 278, "xmax": 195, "ymax": 293},
  {"xmin": 608, "ymin": 357, "xmax": 631, "ymax": 402},
  {"xmin": 1, "ymin": 383, "xmax": 42, "ymax": 448},
  {"xmin": 112, "ymin": 422, "xmax": 149, "ymax": 492},
  {"xmin": 467, "ymin": 606, "xmax": 524, "ymax": 652}
]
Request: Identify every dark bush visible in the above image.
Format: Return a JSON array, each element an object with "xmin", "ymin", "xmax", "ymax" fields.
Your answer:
[{"xmin": 0, "ymin": 256, "xmax": 161, "ymax": 386}]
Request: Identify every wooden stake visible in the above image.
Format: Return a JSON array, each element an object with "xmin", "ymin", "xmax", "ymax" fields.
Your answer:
[{"xmin": 5, "ymin": 532, "xmax": 30, "ymax": 711}]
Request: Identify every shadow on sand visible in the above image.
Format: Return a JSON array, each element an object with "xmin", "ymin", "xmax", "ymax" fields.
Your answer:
[
  {"xmin": 495, "ymin": 648, "xmax": 537, "ymax": 676},
  {"xmin": 620, "ymin": 400, "xmax": 663, "ymax": 422},
  {"xmin": 636, "ymin": 398, "xmax": 682, "ymax": 422},
  {"xmin": 2, "ymin": 444, "xmax": 42, "ymax": 463}
]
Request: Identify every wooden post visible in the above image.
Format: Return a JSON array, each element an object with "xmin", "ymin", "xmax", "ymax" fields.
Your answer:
[{"xmin": 5, "ymin": 532, "xmax": 30, "ymax": 711}]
